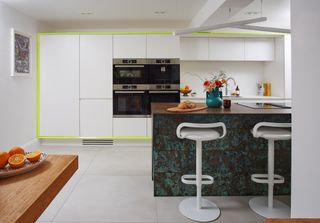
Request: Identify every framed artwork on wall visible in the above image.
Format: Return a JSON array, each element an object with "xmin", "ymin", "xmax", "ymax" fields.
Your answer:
[{"xmin": 11, "ymin": 28, "xmax": 31, "ymax": 76}]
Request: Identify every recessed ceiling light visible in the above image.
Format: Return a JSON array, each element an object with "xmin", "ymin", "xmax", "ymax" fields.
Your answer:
[
  {"xmin": 80, "ymin": 11, "xmax": 93, "ymax": 15},
  {"xmin": 154, "ymin": 11, "xmax": 166, "ymax": 15}
]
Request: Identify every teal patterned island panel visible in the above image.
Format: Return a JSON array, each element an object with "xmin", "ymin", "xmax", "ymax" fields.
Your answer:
[{"xmin": 152, "ymin": 114, "xmax": 291, "ymax": 196}]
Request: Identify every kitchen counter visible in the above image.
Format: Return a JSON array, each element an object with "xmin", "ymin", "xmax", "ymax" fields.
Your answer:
[
  {"xmin": 152, "ymin": 103, "xmax": 291, "ymax": 196},
  {"xmin": 151, "ymin": 102, "xmax": 291, "ymax": 115},
  {"xmin": 0, "ymin": 155, "xmax": 78, "ymax": 223}
]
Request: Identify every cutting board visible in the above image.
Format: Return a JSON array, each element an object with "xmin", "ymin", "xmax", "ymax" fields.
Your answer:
[{"xmin": 166, "ymin": 105, "xmax": 208, "ymax": 112}]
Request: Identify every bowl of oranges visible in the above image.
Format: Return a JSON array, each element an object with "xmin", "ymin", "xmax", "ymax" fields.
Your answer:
[
  {"xmin": 180, "ymin": 85, "xmax": 192, "ymax": 96},
  {"xmin": 0, "ymin": 147, "xmax": 47, "ymax": 178}
]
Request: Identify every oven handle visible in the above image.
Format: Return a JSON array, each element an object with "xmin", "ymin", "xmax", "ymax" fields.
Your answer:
[
  {"xmin": 114, "ymin": 91, "xmax": 145, "ymax": 94},
  {"xmin": 149, "ymin": 91, "xmax": 179, "ymax": 94},
  {"xmin": 114, "ymin": 65, "xmax": 145, "ymax": 68}
]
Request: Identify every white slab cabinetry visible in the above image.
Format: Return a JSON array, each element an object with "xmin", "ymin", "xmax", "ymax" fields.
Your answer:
[{"xmin": 39, "ymin": 35, "xmax": 80, "ymax": 137}]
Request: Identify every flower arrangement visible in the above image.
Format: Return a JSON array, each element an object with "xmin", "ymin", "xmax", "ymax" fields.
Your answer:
[{"xmin": 203, "ymin": 71, "xmax": 227, "ymax": 93}]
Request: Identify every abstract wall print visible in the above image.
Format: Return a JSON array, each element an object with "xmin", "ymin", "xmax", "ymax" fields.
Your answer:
[{"xmin": 11, "ymin": 29, "xmax": 31, "ymax": 76}]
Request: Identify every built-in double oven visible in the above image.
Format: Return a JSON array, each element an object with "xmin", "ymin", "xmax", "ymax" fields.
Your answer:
[{"xmin": 113, "ymin": 58, "xmax": 180, "ymax": 118}]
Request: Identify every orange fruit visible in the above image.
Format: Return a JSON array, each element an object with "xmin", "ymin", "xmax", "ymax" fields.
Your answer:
[
  {"xmin": 26, "ymin": 151, "xmax": 41, "ymax": 162},
  {"xmin": 8, "ymin": 147, "xmax": 25, "ymax": 156},
  {"xmin": 8, "ymin": 154, "xmax": 26, "ymax": 169},
  {"xmin": 0, "ymin": 152, "xmax": 10, "ymax": 168}
]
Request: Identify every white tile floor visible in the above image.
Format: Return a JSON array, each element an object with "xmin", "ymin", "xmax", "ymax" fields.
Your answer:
[{"xmin": 36, "ymin": 145, "xmax": 289, "ymax": 223}]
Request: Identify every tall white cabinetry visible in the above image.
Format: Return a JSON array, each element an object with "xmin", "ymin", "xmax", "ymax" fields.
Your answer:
[
  {"xmin": 79, "ymin": 35, "xmax": 113, "ymax": 137},
  {"xmin": 147, "ymin": 35, "xmax": 180, "ymax": 58},
  {"xmin": 39, "ymin": 35, "xmax": 80, "ymax": 136},
  {"xmin": 245, "ymin": 38, "xmax": 275, "ymax": 61},
  {"xmin": 180, "ymin": 37, "xmax": 209, "ymax": 60},
  {"xmin": 209, "ymin": 38, "xmax": 245, "ymax": 61},
  {"xmin": 113, "ymin": 35, "xmax": 146, "ymax": 58}
]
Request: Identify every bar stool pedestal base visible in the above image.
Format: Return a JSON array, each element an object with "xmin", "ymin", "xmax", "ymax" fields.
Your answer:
[
  {"xmin": 179, "ymin": 197, "xmax": 220, "ymax": 222},
  {"xmin": 249, "ymin": 197, "xmax": 290, "ymax": 218}
]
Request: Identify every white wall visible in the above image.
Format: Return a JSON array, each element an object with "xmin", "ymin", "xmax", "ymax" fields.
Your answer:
[
  {"xmin": 291, "ymin": 0, "xmax": 320, "ymax": 218},
  {"xmin": 264, "ymin": 37, "xmax": 285, "ymax": 97},
  {"xmin": 181, "ymin": 61, "xmax": 264, "ymax": 98},
  {"xmin": 0, "ymin": 2, "xmax": 48, "ymax": 148}
]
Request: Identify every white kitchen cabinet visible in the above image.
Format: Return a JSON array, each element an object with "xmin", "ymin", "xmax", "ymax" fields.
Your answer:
[
  {"xmin": 80, "ymin": 35, "xmax": 113, "ymax": 99},
  {"xmin": 180, "ymin": 37, "xmax": 209, "ymax": 60},
  {"xmin": 147, "ymin": 35, "xmax": 180, "ymax": 58},
  {"xmin": 147, "ymin": 118, "xmax": 152, "ymax": 137},
  {"xmin": 113, "ymin": 35, "xmax": 146, "ymax": 58},
  {"xmin": 245, "ymin": 38, "xmax": 275, "ymax": 61},
  {"xmin": 209, "ymin": 38, "xmax": 245, "ymax": 60},
  {"xmin": 113, "ymin": 118, "xmax": 147, "ymax": 137},
  {"xmin": 80, "ymin": 99, "xmax": 113, "ymax": 137},
  {"xmin": 39, "ymin": 35, "xmax": 79, "ymax": 136}
]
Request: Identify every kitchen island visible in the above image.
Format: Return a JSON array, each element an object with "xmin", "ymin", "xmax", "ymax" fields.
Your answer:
[{"xmin": 152, "ymin": 103, "xmax": 291, "ymax": 196}]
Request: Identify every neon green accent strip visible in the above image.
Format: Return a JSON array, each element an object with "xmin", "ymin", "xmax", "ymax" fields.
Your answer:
[
  {"xmin": 38, "ymin": 136, "xmax": 152, "ymax": 140},
  {"xmin": 36, "ymin": 33, "xmax": 40, "ymax": 138},
  {"xmin": 38, "ymin": 32, "xmax": 173, "ymax": 35}
]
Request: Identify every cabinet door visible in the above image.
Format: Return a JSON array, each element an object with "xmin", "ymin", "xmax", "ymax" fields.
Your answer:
[
  {"xmin": 80, "ymin": 99, "xmax": 112, "ymax": 137},
  {"xmin": 245, "ymin": 38, "xmax": 275, "ymax": 61},
  {"xmin": 113, "ymin": 35, "xmax": 146, "ymax": 58},
  {"xmin": 80, "ymin": 35, "xmax": 113, "ymax": 99},
  {"xmin": 39, "ymin": 35, "xmax": 79, "ymax": 136},
  {"xmin": 113, "ymin": 118, "xmax": 147, "ymax": 137},
  {"xmin": 147, "ymin": 118, "xmax": 152, "ymax": 137},
  {"xmin": 147, "ymin": 35, "xmax": 180, "ymax": 58},
  {"xmin": 180, "ymin": 37, "xmax": 209, "ymax": 60},
  {"xmin": 209, "ymin": 38, "xmax": 245, "ymax": 61}
]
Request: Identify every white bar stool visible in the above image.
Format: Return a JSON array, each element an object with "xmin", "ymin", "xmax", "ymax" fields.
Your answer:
[
  {"xmin": 249, "ymin": 122, "xmax": 291, "ymax": 218},
  {"xmin": 176, "ymin": 122, "xmax": 226, "ymax": 222}
]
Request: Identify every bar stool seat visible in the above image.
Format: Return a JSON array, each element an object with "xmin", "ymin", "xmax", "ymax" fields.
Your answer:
[
  {"xmin": 177, "ymin": 122, "xmax": 226, "ymax": 222},
  {"xmin": 179, "ymin": 128, "xmax": 221, "ymax": 141},
  {"xmin": 249, "ymin": 122, "xmax": 291, "ymax": 219}
]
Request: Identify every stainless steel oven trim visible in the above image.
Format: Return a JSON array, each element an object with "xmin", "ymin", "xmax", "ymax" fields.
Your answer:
[
  {"xmin": 114, "ymin": 91, "xmax": 145, "ymax": 94},
  {"xmin": 113, "ymin": 58, "xmax": 147, "ymax": 64},
  {"xmin": 113, "ymin": 84, "xmax": 149, "ymax": 90},
  {"xmin": 114, "ymin": 65, "xmax": 145, "ymax": 68},
  {"xmin": 149, "ymin": 91, "xmax": 179, "ymax": 94},
  {"xmin": 149, "ymin": 84, "xmax": 180, "ymax": 90},
  {"xmin": 113, "ymin": 115, "xmax": 151, "ymax": 118},
  {"xmin": 147, "ymin": 58, "xmax": 180, "ymax": 64}
]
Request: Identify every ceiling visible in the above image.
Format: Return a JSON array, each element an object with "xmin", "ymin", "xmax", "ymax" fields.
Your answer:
[{"xmin": 1, "ymin": 0, "xmax": 290, "ymax": 30}]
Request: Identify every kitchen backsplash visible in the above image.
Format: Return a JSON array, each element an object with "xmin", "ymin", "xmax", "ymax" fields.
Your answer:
[{"xmin": 180, "ymin": 61, "xmax": 265, "ymax": 98}]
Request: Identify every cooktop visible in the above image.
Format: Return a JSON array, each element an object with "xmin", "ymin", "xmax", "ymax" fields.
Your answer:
[{"xmin": 237, "ymin": 102, "xmax": 291, "ymax": 109}]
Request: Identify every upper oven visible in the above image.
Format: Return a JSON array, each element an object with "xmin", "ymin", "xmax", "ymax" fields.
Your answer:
[
  {"xmin": 113, "ymin": 59, "xmax": 148, "ymax": 84},
  {"xmin": 148, "ymin": 59, "xmax": 180, "ymax": 84}
]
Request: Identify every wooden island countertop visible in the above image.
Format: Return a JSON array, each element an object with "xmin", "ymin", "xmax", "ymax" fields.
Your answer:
[
  {"xmin": 0, "ymin": 154, "xmax": 78, "ymax": 223},
  {"xmin": 151, "ymin": 103, "xmax": 291, "ymax": 115}
]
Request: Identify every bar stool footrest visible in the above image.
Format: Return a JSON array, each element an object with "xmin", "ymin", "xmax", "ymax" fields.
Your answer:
[
  {"xmin": 251, "ymin": 174, "xmax": 284, "ymax": 184},
  {"xmin": 181, "ymin": 174, "xmax": 214, "ymax": 185}
]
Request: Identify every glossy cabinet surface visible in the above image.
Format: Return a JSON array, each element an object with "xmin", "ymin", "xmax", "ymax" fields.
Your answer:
[
  {"xmin": 39, "ymin": 35, "xmax": 80, "ymax": 136},
  {"xmin": 113, "ymin": 118, "xmax": 147, "ymax": 137},
  {"xmin": 147, "ymin": 35, "xmax": 180, "ymax": 58},
  {"xmin": 80, "ymin": 99, "xmax": 113, "ymax": 137},
  {"xmin": 113, "ymin": 35, "xmax": 146, "ymax": 58},
  {"xmin": 180, "ymin": 37, "xmax": 209, "ymax": 60},
  {"xmin": 80, "ymin": 35, "xmax": 113, "ymax": 99}
]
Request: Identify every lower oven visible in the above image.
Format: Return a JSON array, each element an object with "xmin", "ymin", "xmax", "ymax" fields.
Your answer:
[{"xmin": 113, "ymin": 85, "xmax": 150, "ymax": 118}]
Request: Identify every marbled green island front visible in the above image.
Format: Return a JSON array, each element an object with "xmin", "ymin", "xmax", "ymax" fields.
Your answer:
[{"xmin": 152, "ymin": 107, "xmax": 291, "ymax": 197}]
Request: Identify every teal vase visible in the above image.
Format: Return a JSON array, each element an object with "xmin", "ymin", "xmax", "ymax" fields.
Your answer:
[{"xmin": 206, "ymin": 88, "xmax": 222, "ymax": 108}]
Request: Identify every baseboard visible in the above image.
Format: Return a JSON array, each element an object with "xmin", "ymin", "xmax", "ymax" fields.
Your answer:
[
  {"xmin": 21, "ymin": 138, "xmax": 40, "ymax": 150},
  {"xmin": 39, "ymin": 139, "xmax": 152, "ymax": 147}
]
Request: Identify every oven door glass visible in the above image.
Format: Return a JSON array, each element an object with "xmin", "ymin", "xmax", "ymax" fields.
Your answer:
[
  {"xmin": 148, "ymin": 64, "xmax": 180, "ymax": 84},
  {"xmin": 113, "ymin": 91, "xmax": 149, "ymax": 117},
  {"xmin": 113, "ymin": 65, "xmax": 147, "ymax": 84}
]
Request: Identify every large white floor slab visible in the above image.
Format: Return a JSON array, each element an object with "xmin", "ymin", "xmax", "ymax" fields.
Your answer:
[
  {"xmin": 34, "ymin": 145, "xmax": 289, "ymax": 223},
  {"xmin": 53, "ymin": 175, "xmax": 157, "ymax": 222}
]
